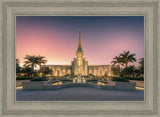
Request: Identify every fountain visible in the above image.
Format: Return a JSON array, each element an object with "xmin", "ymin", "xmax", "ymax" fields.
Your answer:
[{"xmin": 73, "ymin": 74, "xmax": 86, "ymax": 83}]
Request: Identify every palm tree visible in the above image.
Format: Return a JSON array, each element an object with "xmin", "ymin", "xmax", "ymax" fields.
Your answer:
[
  {"xmin": 139, "ymin": 58, "xmax": 144, "ymax": 67},
  {"xmin": 138, "ymin": 58, "xmax": 144, "ymax": 75},
  {"xmin": 16, "ymin": 59, "xmax": 20, "ymax": 66},
  {"xmin": 37, "ymin": 55, "xmax": 47, "ymax": 76},
  {"xmin": 120, "ymin": 51, "xmax": 136, "ymax": 68},
  {"xmin": 37, "ymin": 55, "xmax": 47, "ymax": 69},
  {"xmin": 111, "ymin": 56, "xmax": 122, "ymax": 66},
  {"xmin": 24, "ymin": 55, "xmax": 39, "ymax": 76},
  {"xmin": 111, "ymin": 56, "xmax": 123, "ymax": 73}
]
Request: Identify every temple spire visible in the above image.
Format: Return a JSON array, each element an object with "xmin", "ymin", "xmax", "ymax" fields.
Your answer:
[
  {"xmin": 76, "ymin": 30, "xmax": 84, "ymax": 56},
  {"xmin": 78, "ymin": 30, "xmax": 81, "ymax": 47}
]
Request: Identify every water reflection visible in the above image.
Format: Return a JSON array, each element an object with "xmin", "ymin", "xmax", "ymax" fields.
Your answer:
[
  {"xmin": 97, "ymin": 82, "xmax": 107, "ymax": 85},
  {"xmin": 52, "ymin": 81, "xmax": 107, "ymax": 85},
  {"xmin": 52, "ymin": 81, "xmax": 62, "ymax": 85}
]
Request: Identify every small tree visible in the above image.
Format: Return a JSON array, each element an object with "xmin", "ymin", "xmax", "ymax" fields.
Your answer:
[
  {"xmin": 24, "ymin": 55, "xmax": 48, "ymax": 77},
  {"xmin": 37, "ymin": 55, "xmax": 47, "ymax": 76},
  {"xmin": 138, "ymin": 58, "xmax": 144, "ymax": 76},
  {"xmin": 134, "ymin": 68, "xmax": 140, "ymax": 77},
  {"xmin": 40, "ymin": 67, "xmax": 53, "ymax": 76},
  {"xmin": 111, "ymin": 66, "xmax": 120, "ymax": 77},
  {"xmin": 16, "ymin": 59, "xmax": 21, "ymax": 76},
  {"xmin": 21, "ymin": 66, "xmax": 33, "ymax": 77},
  {"xmin": 120, "ymin": 65, "xmax": 135, "ymax": 77},
  {"xmin": 24, "ymin": 55, "xmax": 39, "ymax": 70},
  {"xmin": 24, "ymin": 55, "xmax": 39, "ymax": 77}
]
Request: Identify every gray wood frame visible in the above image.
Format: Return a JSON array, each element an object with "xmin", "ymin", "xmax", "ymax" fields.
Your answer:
[{"xmin": 0, "ymin": 0, "xmax": 159, "ymax": 116}]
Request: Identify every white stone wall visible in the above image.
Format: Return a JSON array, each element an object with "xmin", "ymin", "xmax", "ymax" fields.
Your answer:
[
  {"xmin": 41, "ymin": 65, "xmax": 71, "ymax": 76},
  {"xmin": 88, "ymin": 65, "xmax": 112, "ymax": 76},
  {"xmin": 42, "ymin": 64, "xmax": 116, "ymax": 76}
]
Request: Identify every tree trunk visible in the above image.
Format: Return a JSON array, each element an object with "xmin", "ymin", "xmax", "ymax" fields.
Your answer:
[
  {"xmin": 38, "ymin": 64, "xmax": 41, "ymax": 76},
  {"xmin": 39, "ymin": 64, "xmax": 41, "ymax": 70},
  {"xmin": 31, "ymin": 64, "xmax": 34, "ymax": 77},
  {"xmin": 125, "ymin": 62, "xmax": 128, "ymax": 68}
]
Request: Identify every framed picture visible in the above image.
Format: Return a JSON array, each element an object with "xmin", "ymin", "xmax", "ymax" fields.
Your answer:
[
  {"xmin": 16, "ymin": 16, "xmax": 145, "ymax": 101},
  {"xmin": 0, "ymin": 0, "xmax": 159, "ymax": 117}
]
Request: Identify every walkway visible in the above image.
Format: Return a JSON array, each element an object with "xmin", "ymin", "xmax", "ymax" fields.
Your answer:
[{"xmin": 16, "ymin": 87, "xmax": 144, "ymax": 101}]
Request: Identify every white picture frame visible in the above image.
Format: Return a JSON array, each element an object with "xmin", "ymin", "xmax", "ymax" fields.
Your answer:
[{"xmin": 0, "ymin": 0, "xmax": 159, "ymax": 117}]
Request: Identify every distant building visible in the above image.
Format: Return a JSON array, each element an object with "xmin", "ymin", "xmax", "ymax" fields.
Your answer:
[{"xmin": 42, "ymin": 30, "xmax": 116, "ymax": 77}]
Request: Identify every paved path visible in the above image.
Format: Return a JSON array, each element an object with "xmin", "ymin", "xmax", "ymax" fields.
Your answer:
[
  {"xmin": 16, "ymin": 87, "xmax": 144, "ymax": 101},
  {"xmin": 129, "ymin": 80, "xmax": 144, "ymax": 88}
]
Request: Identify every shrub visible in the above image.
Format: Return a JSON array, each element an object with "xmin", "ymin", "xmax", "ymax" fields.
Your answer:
[
  {"xmin": 89, "ymin": 79, "xmax": 98, "ymax": 81},
  {"xmin": 112, "ymin": 77, "xmax": 129, "ymax": 82},
  {"xmin": 30, "ymin": 77, "xmax": 48, "ymax": 81},
  {"xmin": 61, "ymin": 78, "xmax": 72, "ymax": 81},
  {"xmin": 64, "ymin": 74, "xmax": 71, "ymax": 78},
  {"xmin": 89, "ymin": 74, "xmax": 95, "ymax": 76},
  {"xmin": 82, "ymin": 75, "xmax": 89, "ymax": 78},
  {"xmin": 124, "ymin": 77, "xmax": 144, "ymax": 81},
  {"xmin": 88, "ymin": 74, "xmax": 95, "ymax": 78},
  {"xmin": 111, "ymin": 66, "xmax": 120, "ymax": 76},
  {"xmin": 107, "ymin": 76, "xmax": 113, "ymax": 81},
  {"xmin": 98, "ymin": 81, "xmax": 108, "ymax": 84},
  {"xmin": 86, "ymin": 79, "xmax": 98, "ymax": 83},
  {"xmin": 33, "ymin": 72, "xmax": 39, "ymax": 77},
  {"xmin": 16, "ymin": 77, "xmax": 33, "ymax": 80}
]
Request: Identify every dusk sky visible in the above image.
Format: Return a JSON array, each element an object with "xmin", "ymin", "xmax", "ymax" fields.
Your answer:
[{"xmin": 16, "ymin": 16, "xmax": 144, "ymax": 67}]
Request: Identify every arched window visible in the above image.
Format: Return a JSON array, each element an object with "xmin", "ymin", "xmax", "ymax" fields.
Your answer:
[
  {"xmin": 62, "ymin": 69, "xmax": 66, "ymax": 76},
  {"xmin": 62, "ymin": 69, "xmax": 66, "ymax": 72},
  {"xmin": 67, "ymin": 69, "xmax": 71, "ymax": 74},
  {"xmin": 89, "ymin": 69, "xmax": 92, "ymax": 74},
  {"xmin": 57, "ymin": 70, "xmax": 60, "ymax": 76},
  {"xmin": 52, "ymin": 70, "xmax": 55, "ymax": 76},
  {"xmin": 94, "ymin": 69, "xmax": 97, "ymax": 76},
  {"xmin": 100, "ymin": 70, "xmax": 103, "ymax": 76}
]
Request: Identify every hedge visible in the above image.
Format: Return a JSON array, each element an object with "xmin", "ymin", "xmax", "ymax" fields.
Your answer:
[
  {"xmin": 30, "ymin": 77, "xmax": 48, "ymax": 81},
  {"xmin": 124, "ymin": 77, "xmax": 144, "ymax": 81},
  {"xmin": 112, "ymin": 77, "xmax": 129, "ymax": 82},
  {"xmin": 16, "ymin": 77, "xmax": 33, "ymax": 80}
]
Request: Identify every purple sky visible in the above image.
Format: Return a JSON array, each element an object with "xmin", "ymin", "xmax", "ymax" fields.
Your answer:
[{"xmin": 16, "ymin": 16, "xmax": 144, "ymax": 67}]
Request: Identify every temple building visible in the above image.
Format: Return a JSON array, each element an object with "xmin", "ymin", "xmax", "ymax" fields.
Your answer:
[{"xmin": 42, "ymin": 30, "xmax": 114, "ymax": 77}]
